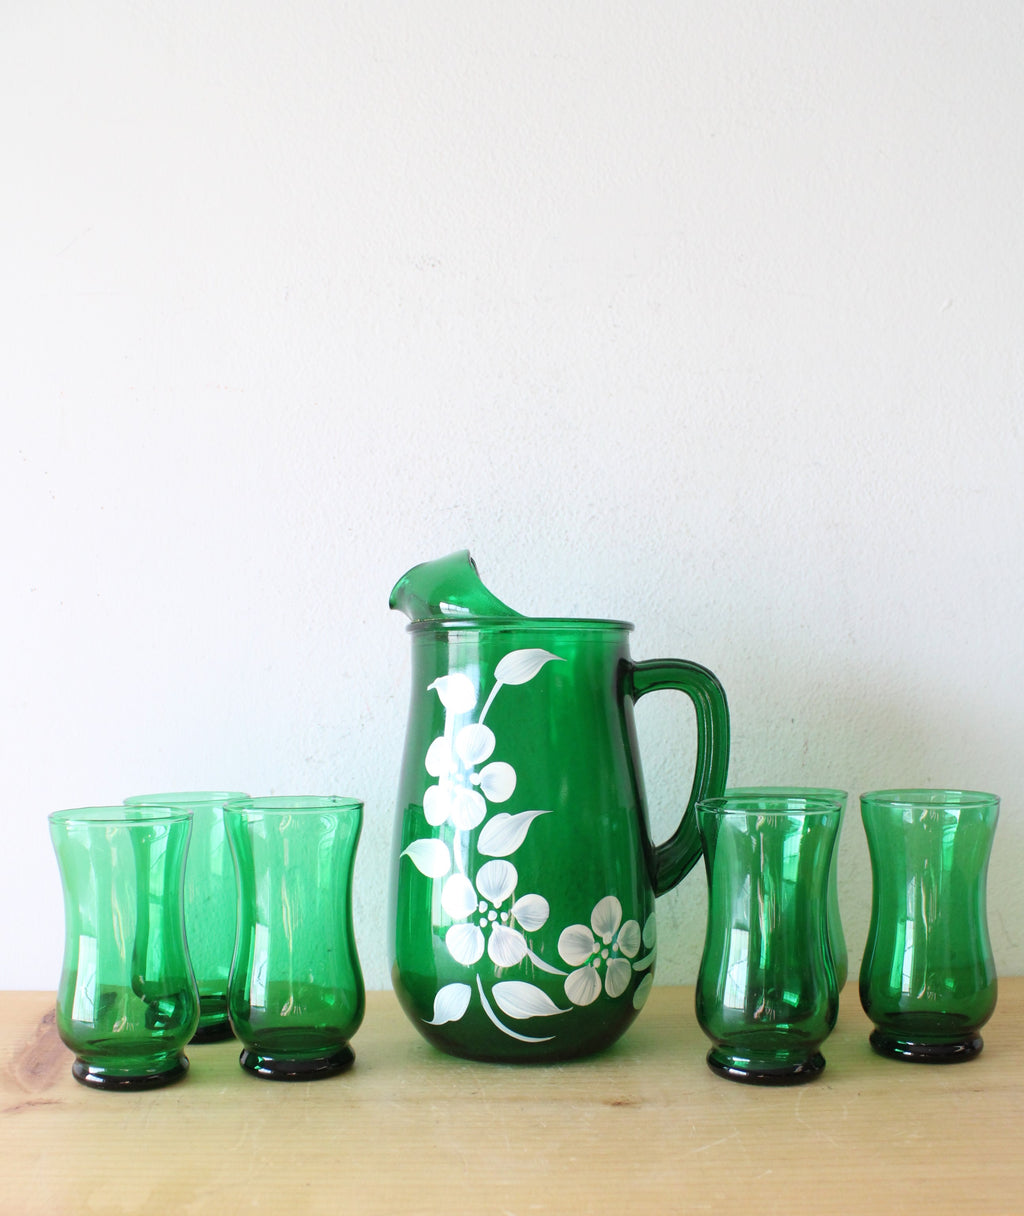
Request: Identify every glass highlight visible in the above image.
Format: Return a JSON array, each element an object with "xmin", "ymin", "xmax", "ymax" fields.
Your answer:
[{"xmin": 726, "ymin": 786, "xmax": 848, "ymax": 989}]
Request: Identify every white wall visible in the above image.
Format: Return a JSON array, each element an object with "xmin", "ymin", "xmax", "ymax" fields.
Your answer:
[{"xmin": 3, "ymin": 1, "xmax": 1022, "ymax": 992}]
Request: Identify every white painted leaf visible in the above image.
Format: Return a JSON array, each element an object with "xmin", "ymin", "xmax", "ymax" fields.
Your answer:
[
  {"xmin": 564, "ymin": 965, "xmax": 602, "ymax": 1006},
  {"xmin": 511, "ymin": 893, "xmax": 549, "ymax": 932},
  {"xmin": 617, "ymin": 919, "xmax": 642, "ymax": 959},
  {"xmin": 558, "ymin": 923, "xmax": 597, "ymax": 967},
  {"xmin": 428, "ymin": 673, "xmax": 477, "ymax": 713},
  {"xmin": 493, "ymin": 648, "xmax": 563, "ymax": 686},
  {"xmin": 477, "ymin": 810, "xmax": 550, "ymax": 857},
  {"xmin": 476, "ymin": 981, "xmax": 554, "ymax": 1044},
  {"xmin": 476, "ymin": 859, "xmax": 518, "ymax": 905},
  {"xmin": 441, "ymin": 874, "xmax": 478, "ymax": 920},
  {"xmin": 478, "ymin": 761, "xmax": 516, "ymax": 803},
  {"xmin": 643, "ymin": 914, "xmax": 657, "ymax": 949},
  {"xmin": 445, "ymin": 923, "xmax": 485, "ymax": 966},
  {"xmin": 632, "ymin": 973, "xmax": 654, "ymax": 1011},
  {"xmin": 454, "ymin": 723, "xmax": 495, "ymax": 767},
  {"xmin": 487, "ymin": 925, "xmax": 528, "ymax": 967},
  {"xmin": 591, "ymin": 895, "xmax": 623, "ymax": 943},
  {"xmin": 400, "ymin": 839, "xmax": 451, "ymax": 879},
  {"xmin": 449, "ymin": 786, "xmax": 487, "ymax": 830},
  {"xmin": 424, "ymin": 983, "xmax": 472, "ymax": 1025},
  {"xmin": 424, "ymin": 736, "xmax": 451, "ymax": 778},
  {"xmin": 605, "ymin": 957, "xmax": 632, "ymax": 998},
  {"xmin": 492, "ymin": 981, "xmax": 568, "ymax": 1020},
  {"xmin": 525, "ymin": 946, "xmax": 569, "ymax": 977}
]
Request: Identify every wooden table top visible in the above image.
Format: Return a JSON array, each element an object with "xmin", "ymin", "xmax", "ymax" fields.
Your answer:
[{"xmin": 2, "ymin": 982, "xmax": 1022, "ymax": 1215}]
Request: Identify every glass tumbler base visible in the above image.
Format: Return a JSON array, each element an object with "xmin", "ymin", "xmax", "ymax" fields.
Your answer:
[
  {"xmin": 191, "ymin": 1018, "xmax": 235, "ymax": 1044},
  {"xmin": 72, "ymin": 1054, "xmax": 190, "ymax": 1091},
  {"xmin": 239, "ymin": 1043, "xmax": 355, "ymax": 1081},
  {"xmin": 869, "ymin": 1029, "xmax": 984, "ymax": 1063},
  {"xmin": 706, "ymin": 1048, "xmax": 826, "ymax": 1086},
  {"xmin": 190, "ymin": 996, "xmax": 234, "ymax": 1043}
]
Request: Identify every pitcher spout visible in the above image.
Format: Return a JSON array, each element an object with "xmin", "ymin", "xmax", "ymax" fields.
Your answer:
[{"xmin": 389, "ymin": 550, "xmax": 522, "ymax": 622}]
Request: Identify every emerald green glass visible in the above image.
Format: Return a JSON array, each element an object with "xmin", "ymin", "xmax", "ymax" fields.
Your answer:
[
  {"xmin": 859, "ymin": 789, "xmax": 999, "ymax": 1063},
  {"xmin": 390, "ymin": 601, "xmax": 730, "ymax": 1063},
  {"xmin": 49, "ymin": 806, "xmax": 199, "ymax": 1090},
  {"xmin": 695, "ymin": 794, "xmax": 842, "ymax": 1085},
  {"xmin": 726, "ymin": 787, "xmax": 848, "ymax": 988},
  {"xmin": 124, "ymin": 791, "xmax": 249, "ymax": 1042},
  {"xmin": 224, "ymin": 797, "xmax": 364, "ymax": 1080},
  {"xmin": 389, "ymin": 549, "xmax": 521, "ymax": 621}
]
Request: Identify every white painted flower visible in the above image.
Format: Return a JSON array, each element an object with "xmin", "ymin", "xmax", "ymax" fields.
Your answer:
[
  {"xmin": 422, "ymin": 719, "xmax": 516, "ymax": 831},
  {"xmin": 418, "ymin": 651, "xmax": 562, "ymax": 833},
  {"xmin": 441, "ymin": 860, "xmax": 549, "ymax": 968},
  {"xmin": 557, "ymin": 896, "xmax": 642, "ymax": 1006}
]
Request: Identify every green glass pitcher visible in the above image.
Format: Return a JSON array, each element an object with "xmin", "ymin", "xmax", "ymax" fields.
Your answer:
[{"xmin": 389, "ymin": 553, "xmax": 730, "ymax": 1062}]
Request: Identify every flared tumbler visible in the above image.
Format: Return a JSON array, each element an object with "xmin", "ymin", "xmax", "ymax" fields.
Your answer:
[
  {"xmin": 860, "ymin": 789, "xmax": 998, "ymax": 1062},
  {"xmin": 695, "ymin": 793, "xmax": 842, "ymax": 1084},
  {"xmin": 124, "ymin": 790, "xmax": 248, "ymax": 1041},
  {"xmin": 49, "ymin": 806, "xmax": 199, "ymax": 1090},
  {"xmin": 224, "ymin": 796, "xmax": 364, "ymax": 1080}
]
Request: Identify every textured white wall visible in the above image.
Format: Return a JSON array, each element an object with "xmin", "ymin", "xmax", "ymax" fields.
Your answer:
[{"xmin": 3, "ymin": 2, "xmax": 1022, "ymax": 992}]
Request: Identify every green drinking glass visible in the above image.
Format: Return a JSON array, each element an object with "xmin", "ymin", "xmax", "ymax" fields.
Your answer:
[
  {"xmin": 124, "ymin": 791, "xmax": 249, "ymax": 1042},
  {"xmin": 224, "ymin": 796, "xmax": 365, "ymax": 1080},
  {"xmin": 695, "ymin": 793, "xmax": 843, "ymax": 1085},
  {"xmin": 726, "ymin": 786, "xmax": 848, "ymax": 989},
  {"xmin": 859, "ymin": 789, "xmax": 999, "ymax": 1063},
  {"xmin": 49, "ymin": 806, "xmax": 199, "ymax": 1090}
]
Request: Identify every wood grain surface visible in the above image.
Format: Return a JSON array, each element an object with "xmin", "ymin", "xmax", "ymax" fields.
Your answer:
[{"xmin": 2, "ymin": 984, "xmax": 1022, "ymax": 1215}]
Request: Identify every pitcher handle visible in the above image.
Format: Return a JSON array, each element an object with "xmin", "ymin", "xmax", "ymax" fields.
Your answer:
[{"xmin": 628, "ymin": 659, "xmax": 730, "ymax": 896}]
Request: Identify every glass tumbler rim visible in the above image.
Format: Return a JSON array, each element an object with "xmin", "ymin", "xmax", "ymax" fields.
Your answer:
[
  {"xmin": 49, "ymin": 805, "xmax": 193, "ymax": 827},
  {"xmin": 124, "ymin": 790, "xmax": 250, "ymax": 806},
  {"xmin": 222, "ymin": 795, "xmax": 363, "ymax": 814},
  {"xmin": 860, "ymin": 788, "xmax": 999, "ymax": 811},
  {"xmin": 726, "ymin": 785, "xmax": 848, "ymax": 802},
  {"xmin": 697, "ymin": 794, "xmax": 845, "ymax": 818}
]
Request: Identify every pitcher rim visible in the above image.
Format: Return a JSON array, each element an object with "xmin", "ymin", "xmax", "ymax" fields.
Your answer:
[{"xmin": 404, "ymin": 616, "xmax": 634, "ymax": 634}]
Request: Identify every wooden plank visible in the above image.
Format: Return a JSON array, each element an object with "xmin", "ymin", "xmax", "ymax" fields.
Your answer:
[{"xmin": 2, "ymin": 984, "xmax": 1022, "ymax": 1215}]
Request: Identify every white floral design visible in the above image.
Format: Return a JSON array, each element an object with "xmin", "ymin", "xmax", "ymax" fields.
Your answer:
[
  {"xmin": 422, "ymin": 681, "xmax": 516, "ymax": 831},
  {"xmin": 440, "ymin": 860, "xmax": 550, "ymax": 968},
  {"xmin": 401, "ymin": 646, "xmax": 654, "ymax": 1044},
  {"xmin": 558, "ymin": 896, "xmax": 642, "ymax": 1006}
]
